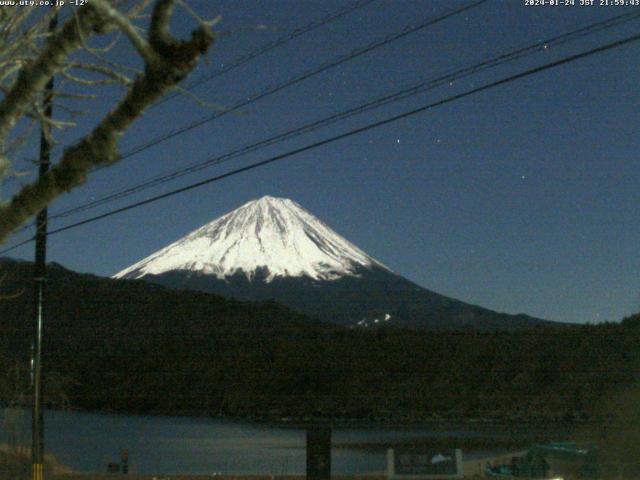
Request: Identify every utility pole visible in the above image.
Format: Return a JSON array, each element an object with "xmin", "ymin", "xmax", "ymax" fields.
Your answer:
[{"xmin": 32, "ymin": 8, "xmax": 57, "ymax": 480}]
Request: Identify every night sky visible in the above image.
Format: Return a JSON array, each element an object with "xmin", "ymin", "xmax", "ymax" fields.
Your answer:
[{"xmin": 4, "ymin": 0, "xmax": 640, "ymax": 324}]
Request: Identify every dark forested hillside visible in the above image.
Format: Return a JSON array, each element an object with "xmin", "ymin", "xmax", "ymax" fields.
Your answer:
[
  {"xmin": 143, "ymin": 266, "xmax": 557, "ymax": 330},
  {"xmin": 1, "ymin": 258, "xmax": 639, "ymax": 422}
]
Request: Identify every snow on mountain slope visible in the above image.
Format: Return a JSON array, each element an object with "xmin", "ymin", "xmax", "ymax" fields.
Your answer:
[{"xmin": 114, "ymin": 196, "xmax": 389, "ymax": 282}]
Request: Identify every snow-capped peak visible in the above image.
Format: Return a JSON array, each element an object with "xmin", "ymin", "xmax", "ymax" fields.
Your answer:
[{"xmin": 113, "ymin": 196, "xmax": 389, "ymax": 282}]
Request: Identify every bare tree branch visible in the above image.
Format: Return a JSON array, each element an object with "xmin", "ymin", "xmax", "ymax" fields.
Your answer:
[
  {"xmin": 90, "ymin": 0, "xmax": 157, "ymax": 64},
  {"xmin": 0, "ymin": 0, "xmax": 214, "ymax": 243},
  {"xmin": 68, "ymin": 62, "xmax": 133, "ymax": 86},
  {"xmin": 0, "ymin": 6, "xmax": 105, "ymax": 144}
]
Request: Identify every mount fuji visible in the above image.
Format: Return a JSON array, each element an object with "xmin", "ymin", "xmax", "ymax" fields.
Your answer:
[{"xmin": 114, "ymin": 196, "xmax": 552, "ymax": 330}]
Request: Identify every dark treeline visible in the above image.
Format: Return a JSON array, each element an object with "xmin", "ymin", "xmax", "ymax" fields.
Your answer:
[{"xmin": 1, "ymin": 258, "xmax": 639, "ymax": 423}]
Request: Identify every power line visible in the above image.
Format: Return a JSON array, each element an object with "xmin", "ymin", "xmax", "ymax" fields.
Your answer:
[
  {"xmin": 93, "ymin": 0, "xmax": 489, "ymax": 168},
  {"xmin": 1, "ymin": 30, "xmax": 635, "ymax": 256},
  {"xmin": 156, "ymin": 0, "xmax": 379, "ymax": 107},
  {"xmin": 8, "ymin": 0, "xmax": 488, "ymax": 237},
  {"xmin": 0, "ymin": 236, "xmax": 33, "ymax": 255},
  {"xmin": 47, "ymin": 10, "xmax": 640, "ymax": 221},
  {"xmin": 4, "ymin": 12, "xmax": 638, "ymax": 248},
  {"xmin": 45, "ymin": 1, "xmax": 378, "ymax": 161}
]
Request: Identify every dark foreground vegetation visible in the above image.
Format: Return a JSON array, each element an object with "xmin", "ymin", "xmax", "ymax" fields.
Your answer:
[{"xmin": 1, "ymin": 258, "xmax": 639, "ymax": 424}]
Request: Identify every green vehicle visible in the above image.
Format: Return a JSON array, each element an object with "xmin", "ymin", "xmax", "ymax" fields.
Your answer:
[{"xmin": 485, "ymin": 442, "xmax": 598, "ymax": 479}]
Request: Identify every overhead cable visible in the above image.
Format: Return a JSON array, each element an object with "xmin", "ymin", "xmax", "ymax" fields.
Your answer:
[{"xmin": 0, "ymin": 30, "xmax": 634, "ymax": 256}]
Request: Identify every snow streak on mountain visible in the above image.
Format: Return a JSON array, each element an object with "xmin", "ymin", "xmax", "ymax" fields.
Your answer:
[
  {"xmin": 114, "ymin": 196, "xmax": 388, "ymax": 282},
  {"xmin": 113, "ymin": 195, "xmax": 554, "ymax": 330}
]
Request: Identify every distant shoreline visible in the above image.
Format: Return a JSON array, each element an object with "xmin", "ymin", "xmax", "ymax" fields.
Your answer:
[
  {"xmin": 4, "ymin": 403, "xmax": 597, "ymax": 429},
  {"xmin": 332, "ymin": 435, "xmax": 547, "ymax": 453},
  {"xmin": 33, "ymin": 401, "xmax": 597, "ymax": 425}
]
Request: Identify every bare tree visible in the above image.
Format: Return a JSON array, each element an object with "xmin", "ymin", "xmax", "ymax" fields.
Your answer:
[{"xmin": 0, "ymin": 0, "xmax": 215, "ymax": 245}]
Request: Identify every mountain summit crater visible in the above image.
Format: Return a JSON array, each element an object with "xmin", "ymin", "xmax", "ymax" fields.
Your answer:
[{"xmin": 114, "ymin": 195, "xmax": 388, "ymax": 282}]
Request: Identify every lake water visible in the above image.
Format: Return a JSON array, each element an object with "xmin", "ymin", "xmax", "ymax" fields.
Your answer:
[{"xmin": 0, "ymin": 409, "xmax": 544, "ymax": 475}]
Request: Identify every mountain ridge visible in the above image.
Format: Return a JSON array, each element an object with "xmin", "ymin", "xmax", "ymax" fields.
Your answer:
[
  {"xmin": 0, "ymin": 257, "xmax": 629, "ymax": 423},
  {"xmin": 115, "ymin": 195, "xmax": 559, "ymax": 330}
]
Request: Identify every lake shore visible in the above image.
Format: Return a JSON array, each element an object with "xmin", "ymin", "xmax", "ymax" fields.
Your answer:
[
  {"xmin": 51, "ymin": 477, "xmax": 385, "ymax": 480},
  {"xmin": 332, "ymin": 435, "xmax": 548, "ymax": 453},
  {"xmin": 4, "ymin": 437, "xmax": 536, "ymax": 480},
  {"xmin": 1, "ymin": 408, "xmax": 580, "ymax": 477},
  {"xmin": 48, "ymin": 448, "xmax": 529, "ymax": 480}
]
